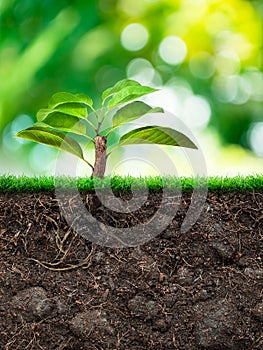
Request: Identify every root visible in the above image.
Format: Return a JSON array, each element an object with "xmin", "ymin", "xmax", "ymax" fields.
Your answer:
[
  {"xmin": 28, "ymin": 244, "xmax": 94, "ymax": 271},
  {"xmin": 27, "ymin": 218, "xmax": 95, "ymax": 271}
]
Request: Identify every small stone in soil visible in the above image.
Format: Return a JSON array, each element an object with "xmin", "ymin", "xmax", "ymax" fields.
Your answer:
[
  {"xmin": 211, "ymin": 241, "xmax": 235, "ymax": 259},
  {"xmin": 128, "ymin": 295, "xmax": 161, "ymax": 319},
  {"xmin": 70, "ymin": 310, "xmax": 115, "ymax": 340},
  {"xmin": 244, "ymin": 267, "xmax": 263, "ymax": 282},
  {"xmin": 11, "ymin": 286, "xmax": 52, "ymax": 322},
  {"xmin": 194, "ymin": 299, "xmax": 243, "ymax": 349},
  {"xmin": 176, "ymin": 266, "xmax": 194, "ymax": 286}
]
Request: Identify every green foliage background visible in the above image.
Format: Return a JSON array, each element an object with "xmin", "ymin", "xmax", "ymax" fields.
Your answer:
[{"xmin": 0, "ymin": 0, "xmax": 262, "ymax": 174}]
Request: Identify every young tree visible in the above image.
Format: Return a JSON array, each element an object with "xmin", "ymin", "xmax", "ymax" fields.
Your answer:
[{"xmin": 16, "ymin": 80, "xmax": 197, "ymax": 177}]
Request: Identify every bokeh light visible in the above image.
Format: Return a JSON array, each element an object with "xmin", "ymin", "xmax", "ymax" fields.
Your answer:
[
  {"xmin": 248, "ymin": 123, "xmax": 263, "ymax": 156},
  {"xmin": 158, "ymin": 36, "xmax": 188, "ymax": 65},
  {"xmin": 214, "ymin": 50, "xmax": 240, "ymax": 76},
  {"xmin": 29, "ymin": 144, "xmax": 57, "ymax": 172},
  {"xmin": 244, "ymin": 70, "xmax": 263, "ymax": 102},
  {"xmin": 118, "ymin": 0, "xmax": 147, "ymax": 17},
  {"xmin": 121, "ymin": 23, "xmax": 149, "ymax": 51},
  {"xmin": 189, "ymin": 52, "xmax": 215, "ymax": 79},
  {"xmin": 2, "ymin": 115, "xmax": 33, "ymax": 153},
  {"xmin": 126, "ymin": 58, "xmax": 162, "ymax": 86},
  {"xmin": 182, "ymin": 96, "xmax": 211, "ymax": 129}
]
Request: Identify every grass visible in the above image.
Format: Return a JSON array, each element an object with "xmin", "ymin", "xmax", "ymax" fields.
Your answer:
[{"xmin": 0, "ymin": 174, "xmax": 262, "ymax": 192}]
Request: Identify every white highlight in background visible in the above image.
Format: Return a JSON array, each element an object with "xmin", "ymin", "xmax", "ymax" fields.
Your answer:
[
  {"xmin": 159, "ymin": 36, "xmax": 187, "ymax": 65},
  {"xmin": 182, "ymin": 96, "xmax": 211, "ymax": 129},
  {"xmin": 249, "ymin": 122, "xmax": 263, "ymax": 157},
  {"xmin": 121, "ymin": 23, "xmax": 149, "ymax": 51}
]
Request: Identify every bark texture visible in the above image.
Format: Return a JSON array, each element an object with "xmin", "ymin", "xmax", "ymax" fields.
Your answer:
[{"xmin": 92, "ymin": 135, "xmax": 107, "ymax": 178}]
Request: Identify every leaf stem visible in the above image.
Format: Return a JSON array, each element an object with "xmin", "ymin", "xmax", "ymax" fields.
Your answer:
[
  {"xmin": 105, "ymin": 126, "xmax": 117, "ymax": 137},
  {"xmin": 80, "ymin": 134, "xmax": 95, "ymax": 143},
  {"xmin": 84, "ymin": 118, "xmax": 97, "ymax": 132},
  {"xmin": 96, "ymin": 109, "xmax": 109, "ymax": 134},
  {"xmin": 83, "ymin": 158, "xmax": 94, "ymax": 170},
  {"xmin": 95, "ymin": 121, "xmax": 102, "ymax": 135},
  {"xmin": 90, "ymin": 105, "xmax": 100, "ymax": 122}
]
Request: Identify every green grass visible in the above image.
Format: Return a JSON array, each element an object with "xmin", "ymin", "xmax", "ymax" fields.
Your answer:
[{"xmin": 0, "ymin": 174, "xmax": 262, "ymax": 192}]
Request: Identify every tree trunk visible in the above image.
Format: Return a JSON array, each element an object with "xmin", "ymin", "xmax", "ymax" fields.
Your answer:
[{"xmin": 92, "ymin": 135, "xmax": 107, "ymax": 178}]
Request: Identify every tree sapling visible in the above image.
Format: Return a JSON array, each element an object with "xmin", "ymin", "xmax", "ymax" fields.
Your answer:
[{"xmin": 16, "ymin": 79, "xmax": 197, "ymax": 177}]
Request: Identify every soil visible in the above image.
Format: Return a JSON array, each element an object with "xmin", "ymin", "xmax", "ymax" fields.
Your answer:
[{"xmin": 0, "ymin": 189, "xmax": 262, "ymax": 349}]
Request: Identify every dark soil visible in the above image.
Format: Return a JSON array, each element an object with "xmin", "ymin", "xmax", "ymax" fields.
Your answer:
[{"xmin": 0, "ymin": 189, "xmax": 262, "ymax": 349}]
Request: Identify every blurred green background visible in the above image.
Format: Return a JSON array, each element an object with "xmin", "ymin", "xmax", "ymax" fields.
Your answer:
[{"xmin": 0, "ymin": 0, "xmax": 262, "ymax": 176}]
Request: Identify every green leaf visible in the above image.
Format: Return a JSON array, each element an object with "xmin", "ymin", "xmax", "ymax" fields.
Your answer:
[
  {"xmin": 102, "ymin": 79, "xmax": 141, "ymax": 102},
  {"xmin": 119, "ymin": 126, "xmax": 198, "ymax": 149},
  {"xmin": 56, "ymin": 103, "xmax": 87, "ymax": 118},
  {"xmin": 36, "ymin": 112, "xmax": 87, "ymax": 135},
  {"xmin": 112, "ymin": 101, "xmax": 164, "ymax": 128},
  {"xmin": 108, "ymin": 85, "xmax": 158, "ymax": 108},
  {"xmin": 37, "ymin": 103, "xmax": 87, "ymax": 121},
  {"xmin": 16, "ymin": 125, "xmax": 85, "ymax": 159},
  {"xmin": 48, "ymin": 92, "xmax": 93, "ymax": 109},
  {"xmin": 36, "ymin": 109, "xmax": 52, "ymax": 121}
]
